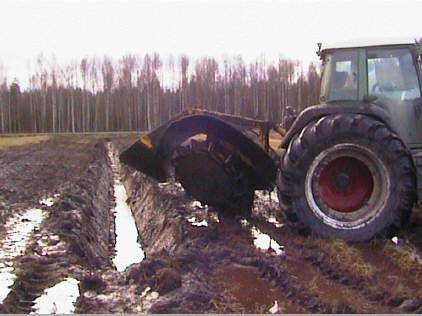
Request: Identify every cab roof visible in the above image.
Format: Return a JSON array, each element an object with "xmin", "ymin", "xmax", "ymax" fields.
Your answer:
[{"xmin": 321, "ymin": 37, "xmax": 420, "ymax": 52}]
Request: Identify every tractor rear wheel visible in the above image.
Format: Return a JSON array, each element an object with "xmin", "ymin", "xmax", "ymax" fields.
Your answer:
[{"xmin": 277, "ymin": 114, "xmax": 416, "ymax": 241}]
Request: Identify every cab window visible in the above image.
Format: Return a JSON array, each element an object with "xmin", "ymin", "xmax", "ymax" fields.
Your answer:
[
  {"xmin": 323, "ymin": 50, "xmax": 359, "ymax": 101},
  {"xmin": 367, "ymin": 48, "xmax": 421, "ymax": 101}
]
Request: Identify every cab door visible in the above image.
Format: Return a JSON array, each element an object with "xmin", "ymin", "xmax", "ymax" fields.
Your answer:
[{"xmin": 366, "ymin": 47, "xmax": 422, "ymax": 147}]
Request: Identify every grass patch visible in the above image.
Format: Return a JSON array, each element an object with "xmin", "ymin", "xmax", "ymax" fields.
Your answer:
[
  {"xmin": 0, "ymin": 136, "xmax": 50, "ymax": 150},
  {"xmin": 309, "ymin": 238, "xmax": 375, "ymax": 279},
  {"xmin": 383, "ymin": 242, "xmax": 422, "ymax": 276}
]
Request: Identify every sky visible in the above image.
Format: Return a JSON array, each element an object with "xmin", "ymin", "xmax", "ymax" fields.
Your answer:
[{"xmin": 0, "ymin": 0, "xmax": 421, "ymax": 83}]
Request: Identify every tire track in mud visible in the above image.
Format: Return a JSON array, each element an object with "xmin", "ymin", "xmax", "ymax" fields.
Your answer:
[
  {"xmin": 235, "ymin": 219, "xmax": 358, "ymax": 313},
  {"xmin": 0, "ymin": 140, "xmax": 116, "ymax": 313},
  {"xmin": 296, "ymin": 237, "xmax": 421, "ymax": 312},
  {"xmin": 249, "ymin": 217, "xmax": 389, "ymax": 313},
  {"xmin": 250, "ymin": 210, "xmax": 422, "ymax": 313}
]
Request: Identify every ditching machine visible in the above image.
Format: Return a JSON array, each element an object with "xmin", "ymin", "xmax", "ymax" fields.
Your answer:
[{"xmin": 121, "ymin": 39, "xmax": 422, "ymax": 241}]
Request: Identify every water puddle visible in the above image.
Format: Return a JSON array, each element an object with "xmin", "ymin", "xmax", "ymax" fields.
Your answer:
[
  {"xmin": 187, "ymin": 216, "xmax": 208, "ymax": 227},
  {"xmin": 39, "ymin": 198, "xmax": 54, "ymax": 207},
  {"xmin": 215, "ymin": 264, "xmax": 301, "ymax": 313},
  {"xmin": 209, "ymin": 213, "xmax": 220, "ymax": 223},
  {"xmin": 39, "ymin": 194, "xmax": 60, "ymax": 207},
  {"xmin": 253, "ymin": 191, "xmax": 283, "ymax": 228},
  {"xmin": 108, "ymin": 145, "xmax": 145, "ymax": 272},
  {"xmin": 240, "ymin": 219, "xmax": 250, "ymax": 227},
  {"xmin": 255, "ymin": 190, "xmax": 279, "ymax": 205},
  {"xmin": 267, "ymin": 216, "xmax": 283, "ymax": 228},
  {"xmin": 191, "ymin": 200, "xmax": 202, "ymax": 208},
  {"xmin": 269, "ymin": 300, "xmax": 279, "ymax": 314},
  {"xmin": 250, "ymin": 226, "xmax": 284, "ymax": 256},
  {"xmin": 0, "ymin": 266, "xmax": 14, "ymax": 303},
  {"xmin": 139, "ymin": 286, "xmax": 160, "ymax": 311},
  {"xmin": 190, "ymin": 200, "xmax": 209, "ymax": 211},
  {"xmin": 32, "ymin": 277, "xmax": 79, "ymax": 314},
  {"xmin": 0, "ymin": 208, "xmax": 45, "ymax": 303},
  {"xmin": 391, "ymin": 236, "xmax": 399, "ymax": 245},
  {"xmin": 112, "ymin": 183, "xmax": 145, "ymax": 271},
  {"xmin": 158, "ymin": 182, "xmax": 171, "ymax": 188}
]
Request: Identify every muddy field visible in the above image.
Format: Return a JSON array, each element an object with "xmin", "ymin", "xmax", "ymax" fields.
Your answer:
[{"xmin": 0, "ymin": 135, "xmax": 421, "ymax": 313}]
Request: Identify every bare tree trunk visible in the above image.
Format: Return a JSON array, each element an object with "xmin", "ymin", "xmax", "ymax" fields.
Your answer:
[{"xmin": 71, "ymin": 89, "xmax": 75, "ymax": 133}]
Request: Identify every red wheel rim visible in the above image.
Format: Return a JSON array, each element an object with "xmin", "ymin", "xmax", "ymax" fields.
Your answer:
[{"xmin": 317, "ymin": 157, "xmax": 374, "ymax": 212}]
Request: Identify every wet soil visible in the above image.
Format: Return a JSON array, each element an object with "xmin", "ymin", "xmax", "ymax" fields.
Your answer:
[
  {"xmin": 0, "ymin": 136, "xmax": 116, "ymax": 313},
  {"xmin": 0, "ymin": 134, "xmax": 420, "ymax": 313}
]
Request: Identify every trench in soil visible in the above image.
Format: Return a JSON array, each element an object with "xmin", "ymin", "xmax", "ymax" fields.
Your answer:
[{"xmin": 107, "ymin": 145, "xmax": 145, "ymax": 272}]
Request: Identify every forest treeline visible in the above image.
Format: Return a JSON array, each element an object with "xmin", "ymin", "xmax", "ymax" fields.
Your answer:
[{"xmin": 0, "ymin": 54, "xmax": 320, "ymax": 133}]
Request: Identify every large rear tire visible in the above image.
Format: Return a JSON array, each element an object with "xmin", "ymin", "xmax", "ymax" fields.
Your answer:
[{"xmin": 277, "ymin": 114, "xmax": 416, "ymax": 241}]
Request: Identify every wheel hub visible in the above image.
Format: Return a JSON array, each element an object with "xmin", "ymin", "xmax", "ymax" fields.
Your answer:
[
  {"xmin": 318, "ymin": 157, "xmax": 374, "ymax": 213},
  {"xmin": 305, "ymin": 143, "xmax": 389, "ymax": 230},
  {"xmin": 332, "ymin": 172, "xmax": 351, "ymax": 190}
]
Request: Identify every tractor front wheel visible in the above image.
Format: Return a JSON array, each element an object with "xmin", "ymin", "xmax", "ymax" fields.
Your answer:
[{"xmin": 277, "ymin": 114, "xmax": 416, "ymax": 241}]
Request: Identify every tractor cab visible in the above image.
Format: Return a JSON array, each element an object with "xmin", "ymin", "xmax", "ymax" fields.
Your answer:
[{"xmin": 318, "ymin": 39, "xmax": 422, "ymax": 147}]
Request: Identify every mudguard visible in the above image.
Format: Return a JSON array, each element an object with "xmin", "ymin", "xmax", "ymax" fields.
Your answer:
[{"xmin": 281, "ymin": 102, "xmax": 397, "ymax": 148}]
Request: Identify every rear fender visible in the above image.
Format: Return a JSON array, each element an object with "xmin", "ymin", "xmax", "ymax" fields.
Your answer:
[{"xmin": 282, "ymin": 103, "xmax": 397, "ymax": 148}]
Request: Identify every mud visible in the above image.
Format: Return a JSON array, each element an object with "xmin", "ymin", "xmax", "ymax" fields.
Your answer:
[
  {"xmin": 0, "ymin": 136, "xmax": 116, "ymax": 313},
  {"xmin": 0, "ymin": 134, "xmax": 420, "ymax": 313}
]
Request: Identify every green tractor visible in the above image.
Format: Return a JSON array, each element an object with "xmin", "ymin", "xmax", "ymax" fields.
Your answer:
[{"xmin": 121, "ymin": 39, "xmax": 422, "ymax": 241}]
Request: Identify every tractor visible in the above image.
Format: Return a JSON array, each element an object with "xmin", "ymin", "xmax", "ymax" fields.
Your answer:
[{"xmin": 121, "ymin": 39, "xmax": 422, "ymax": 241}]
